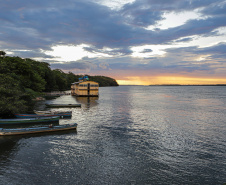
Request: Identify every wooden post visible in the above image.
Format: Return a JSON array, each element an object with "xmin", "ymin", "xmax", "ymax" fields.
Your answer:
[{"xmin": 88, "ymin": 83, "xmax": 90, "ymax": 96}]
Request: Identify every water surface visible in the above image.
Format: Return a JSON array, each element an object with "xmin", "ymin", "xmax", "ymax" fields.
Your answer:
[{"xmin": 0, "ymin": 86, "xmax": 226, "ymax": 184}]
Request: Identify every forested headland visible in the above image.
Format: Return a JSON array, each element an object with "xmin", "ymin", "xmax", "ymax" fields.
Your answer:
[{"xmin": 0, "ymin": 54, "xmax": 118, "ymax": 117}]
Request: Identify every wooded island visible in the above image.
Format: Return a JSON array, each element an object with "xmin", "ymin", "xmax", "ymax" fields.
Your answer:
[{"xmin": 0, "ymin": 52, "xmax": 118, "ymax": 117}]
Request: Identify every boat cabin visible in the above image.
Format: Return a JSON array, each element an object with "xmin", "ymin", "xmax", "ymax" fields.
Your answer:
[{"xmin": 71, "ymin": 76, "xmax": 99, "ymax": 97}]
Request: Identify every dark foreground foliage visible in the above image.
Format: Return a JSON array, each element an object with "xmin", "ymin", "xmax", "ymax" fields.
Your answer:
[{"xmin": 0, "ymin": 55, "xmax": 118, "ymax": 117}]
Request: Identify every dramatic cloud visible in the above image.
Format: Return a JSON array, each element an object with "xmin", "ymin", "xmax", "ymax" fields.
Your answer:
[{"xmin": 0, "ymin": 0, "xmax": 226, "ymax": 84}]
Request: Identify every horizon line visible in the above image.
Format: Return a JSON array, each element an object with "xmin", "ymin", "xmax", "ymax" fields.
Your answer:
[{"xmin": 119, "ymin": 84, "xmax": 226, "ymax": 86}]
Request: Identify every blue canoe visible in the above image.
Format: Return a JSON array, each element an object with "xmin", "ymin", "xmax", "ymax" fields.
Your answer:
[
  {"xmin": 0, "ymin": 116, "xmax": 60, "ymax": 125},
  {"xmin": 0, "ymin": 123, "xmax": 77, "ymax": 136}
]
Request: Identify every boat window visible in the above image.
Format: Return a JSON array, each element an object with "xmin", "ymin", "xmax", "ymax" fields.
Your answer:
[{"xmin": 91, "ymin": 84, "xmax": 98, "ymax": 87}]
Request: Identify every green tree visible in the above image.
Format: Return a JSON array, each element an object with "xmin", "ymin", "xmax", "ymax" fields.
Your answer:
[
  {"xmin": 25, "ymin": 58, "xmax": 56, "ymax": 92},
  {"xmin": 66, "ymin": 72, "xmax": 79, "ymax": 88},
  {"xmin": 1, "ymin": 57, "xmax": 46, "ymax": 92},
  {"xmin": 0, "ymin": 74, "xmax": 28, "ymax": 117},
  {"xmin": 88, "ymin": 75, "xmax": 119, "ymax": 87},
  {"xmin": 0, "ymin": 51, "xmax": 6, "ymax": 58},
  {"xmin": 52, "ymin": 69, "xmax": 67, "ymax": 91}
]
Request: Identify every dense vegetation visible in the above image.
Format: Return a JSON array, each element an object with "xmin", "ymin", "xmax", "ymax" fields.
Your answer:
[{"xmin": 0, "ymin": 53, "xmax": 118, "ymax": 117}]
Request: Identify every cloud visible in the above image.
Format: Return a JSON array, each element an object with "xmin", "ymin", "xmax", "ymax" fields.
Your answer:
[
  {"xmin": 1, "ymin": 0, "xmax": 226, "ymax": 83},
  {"xmin": 201, "ymin": 1, "xmax": 226, "ymax": 16},
  {"xmin": 174, "ymin": 37, "xmax": 193, "ymax": 43},
  {"xmin": 1, "ymin": 0, "xmax": 225, "ymax": 51},
  {"xmin": 197, "ymin": 42, "xmax": 226, "ymax": 54},
  {"xmin": 10, "ymin": 50, "xmax": 54, "ymax": 59},
  {"xmin": 121, "ymin": 3, "xmax": 163, "ymax": 27},
  {"xmin": 141, "ymin": 49, "xmax": 153, "ymax": 53},
  {"xmin": 50, "ymin": 60, "xmax": 97, "ymax": 72},
  {"xmin": 196, "ymin": 42, "xmax": 226, "ymax": 61},
  {"xmin": 99, "ymin": 62, "xmax": 110, "ymax": 69},
  {"xmin": 83, "ymin": 46, "xmax": 133, "ymax": 56}
]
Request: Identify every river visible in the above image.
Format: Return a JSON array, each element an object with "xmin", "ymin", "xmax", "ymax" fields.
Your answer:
[{"xmin": 0, "ymin": 86, "xmax": 226, "ymax": 184}]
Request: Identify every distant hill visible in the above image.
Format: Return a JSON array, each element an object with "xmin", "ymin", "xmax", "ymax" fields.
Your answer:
[{"xmin": 87, "ymin": 75, "xmax": 119, "ymax": 87}]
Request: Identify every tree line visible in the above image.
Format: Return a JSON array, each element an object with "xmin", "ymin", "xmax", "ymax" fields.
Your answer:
[{"xmin": 0, "ymin": 53, "xmax": 118, "ymax": 117}]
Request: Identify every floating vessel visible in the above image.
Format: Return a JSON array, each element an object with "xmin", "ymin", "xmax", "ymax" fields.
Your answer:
[
  {"xmin": 45, "ymin": 104, "xmax": 81, "ymax": 108},
  {"xmin": 71, "ymin": 76, "xmax": 99, "ymax": 97},
  {"xmin": 34, "ymin": 110, "xmax": 72, "ymax": 115},
  {"xmin": 15, "ymin": 111, "xmax": 72, "ymax": 118},
  {"xmin": 0, "ymin": 123, "xmax": 77, "ymax": 136},
  {"xmin": 0, "ymin": 116, "xmax": 60, "ymax": 125}
]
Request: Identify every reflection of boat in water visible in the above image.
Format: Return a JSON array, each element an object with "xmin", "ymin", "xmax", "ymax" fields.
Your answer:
[
  {"xmin": 75, "ymin": 97, "xmax": 98, "ymax": 108},
  {"xmin": 0, "ymin": 123, "xmax": 77, "ymax": 136},
  {"xmin": 0, "ymin": 137, "xmax": 19, "ymax": 166},
  {"xmin": 0, "ymin": 116, "xmax": 59, "ymax": 126},
  {"xmin": 15, "ymin": 111, "xmax": 72, "ymax": 118}
]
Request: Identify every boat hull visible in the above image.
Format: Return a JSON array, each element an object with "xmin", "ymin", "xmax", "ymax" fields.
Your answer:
[
  {"xmin": 15, "ymin": 113, "xmax": 72, "ymax": 118},
  {"xmin": 0, "ymin": 123, "xmax": 77, "ymax": 136},
  {"xmin": 45, "ymin": 104, "xmax": 81, "ymax": 108},
  {"xmin": 34, "ymin": 110, "xmax": 72, "ymax": 115},
  {"xmin": 0, "ymin": 116, "xmax": 60, "ymax": 125}
]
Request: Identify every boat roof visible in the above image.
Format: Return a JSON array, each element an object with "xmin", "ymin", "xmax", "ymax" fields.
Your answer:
[{"xmin": 71, "ymin": 80, "xmax": 98, "ymax": 85}]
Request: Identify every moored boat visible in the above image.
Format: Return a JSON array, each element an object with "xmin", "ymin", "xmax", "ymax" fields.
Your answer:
[
  {"xmin": 34, "ymin": 110, "xmax": 72, "ymax": 115},
  {"xmin": 0, "ymin": 116, "xmax": 60, "ymax": 125},
  {"xmin": 45, "ymin": 104, "xmax": 81, "ymax": 108},
  {"xmin": 15, "ymin": 111, "xmax": 72, "ymax": 118},
  {"xmin": 0, "ymin": 123, "xmax": 77, "ymax": 136}
]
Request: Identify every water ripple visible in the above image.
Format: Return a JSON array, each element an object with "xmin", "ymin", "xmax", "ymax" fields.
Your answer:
[{"xmin": 0, "ymin": 86, "xmax": 226, "ymax": 184}]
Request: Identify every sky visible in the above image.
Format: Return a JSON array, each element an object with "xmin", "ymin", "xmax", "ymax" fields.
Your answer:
[{"xmin": 1, "ymin": 0, "xmax": 226, "ymax": 85}]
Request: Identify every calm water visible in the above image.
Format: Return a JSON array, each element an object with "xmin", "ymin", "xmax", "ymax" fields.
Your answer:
[{"xmin": 0, "ymin": 86, "xmax": 226, "ymax": 185}]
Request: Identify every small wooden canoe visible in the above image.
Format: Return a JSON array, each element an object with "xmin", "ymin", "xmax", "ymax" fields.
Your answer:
[
  {"xmin": 0, "ymin": 123, "xmax": 77, "ymax": 136},
  {"xmin": 45, "ymin": 104, "xmax": 81, "ymax": 108},
  {"xmin": 15, "ymin": 111, "xmax": 72, "ymax": 118},
  {"xmin": 0, "ymin": 116, "xmax": 60, "ymax": 125}
]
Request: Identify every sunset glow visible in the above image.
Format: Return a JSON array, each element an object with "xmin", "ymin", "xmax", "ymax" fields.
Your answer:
[{"xmin": 117, "ymin": 76, "xmax": 226, "ymax": 85}]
